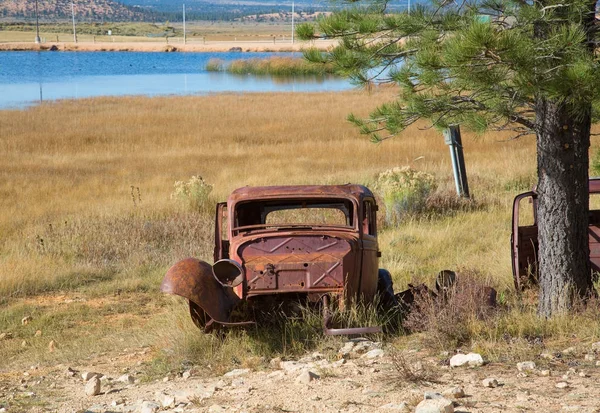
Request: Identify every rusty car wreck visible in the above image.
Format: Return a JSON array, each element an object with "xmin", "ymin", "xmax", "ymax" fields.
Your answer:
[
  {"xmin": 512, "ymin": 178, "xmax": 600, "ymax": 290},
  {"xmin": 161, "ymin": 184, "xmax": 459, "ymax": 335}
]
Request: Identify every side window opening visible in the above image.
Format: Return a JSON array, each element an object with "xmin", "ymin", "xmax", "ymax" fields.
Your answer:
[{"xmin": 362, "ymin": 200, "xmax": 376, "ymax": 236}]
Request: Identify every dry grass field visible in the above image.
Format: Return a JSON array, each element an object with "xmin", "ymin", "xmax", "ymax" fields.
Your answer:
[
  {"xmin": 0, "ymin": 21, "xmax": 294, "ymax": 44},
  {"xmin": 2, "ymin": 88, "xmax": 600, "ymax": 393}
]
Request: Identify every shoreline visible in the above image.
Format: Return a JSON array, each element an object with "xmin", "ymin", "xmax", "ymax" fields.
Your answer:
[{"xmin": 0, "ymin": 39, "xmax": 336, "ymax": 53}]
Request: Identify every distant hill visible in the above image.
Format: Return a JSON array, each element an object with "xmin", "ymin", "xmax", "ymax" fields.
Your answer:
[{"xmin": 0, "ymin": 0, "xmax": 151, "ymax": 22}]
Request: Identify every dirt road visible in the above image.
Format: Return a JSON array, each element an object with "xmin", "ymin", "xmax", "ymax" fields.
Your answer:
[{"xmin": 3, "ymin": 338, "xmax": 600, "ymax": 413}]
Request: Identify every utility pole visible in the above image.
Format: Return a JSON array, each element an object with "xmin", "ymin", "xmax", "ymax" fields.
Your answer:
[
  {"xmin": 183, "ymin": 4, "xmax": 186, "ymax": 44},
  {"xmin": 34, "ymin": 0, "xmax": 41, "ymax": 43},
  {"xmin": 71, "ymin": 1, "xmax": 77, "ymax": 43},
  {"xmin": 291, "ymin": 1, "xmax": 295, "ymax": 44}
]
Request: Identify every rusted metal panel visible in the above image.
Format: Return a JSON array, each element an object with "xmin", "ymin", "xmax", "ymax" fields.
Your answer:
[
  {"xmin": 228, "ymin": 184, "xmax": 374, "ymax": 204},
  {"xmin": 512, "ymin": 178, "xmax": 600, "ymax": 290},
  {"xmin": 160, "ymin": 258, "xmax": 243, "ymax": 328},
  {"xmin": 239, "ymin": 235, "xmax": 351, "ymax": 295}
]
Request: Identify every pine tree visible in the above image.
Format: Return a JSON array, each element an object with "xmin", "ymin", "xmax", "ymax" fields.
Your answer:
[{"xmin": 298, "ymin": 0, "xmax": 600, "ymax": 317}]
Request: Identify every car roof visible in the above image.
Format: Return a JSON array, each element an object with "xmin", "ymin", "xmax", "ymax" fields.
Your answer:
[{"xmin": 228, "ymin": 184, "xmax": 374, "ymax": 204}]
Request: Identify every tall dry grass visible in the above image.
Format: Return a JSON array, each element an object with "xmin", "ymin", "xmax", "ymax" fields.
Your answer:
[{"xmin": 1, "ymin": 89, "xmax": 600, "ymax": 369}]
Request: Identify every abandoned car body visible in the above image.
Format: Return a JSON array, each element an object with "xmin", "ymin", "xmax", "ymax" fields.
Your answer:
[
  {"xmin": 161, "ymin": 184, "xmax": 389, "ymax": 335},
  {"xmin": 511, "ymin": 178, "xmax": 600, "ymax": 290}
]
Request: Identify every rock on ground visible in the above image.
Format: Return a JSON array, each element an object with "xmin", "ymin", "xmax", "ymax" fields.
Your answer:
[
  {"xmin": 517, "ymin": 361, "xmax": 536, "ymax": 372},
  {"xmin": 84, "ymin": 377, "xmax": 101, "ymax": 396},
  {"xmin": 415, "ymin": 398, "xmax": 454, "ymax": 413},
  {"xmin": 482, "ymin": 378, "xmax": 499, "ymax": 388},
  {"xmin": 449, "ymin": 353, "xmax": 483, "ymax": 367},
  {"xmin": 295, "ymin": 370, "xmax": 320, "ymax": 384}
]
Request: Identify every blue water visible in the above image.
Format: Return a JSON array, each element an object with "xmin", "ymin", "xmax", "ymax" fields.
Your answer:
[{"xmin": 0, "ymin": 51, "xmax": 352, "ymax": 109}]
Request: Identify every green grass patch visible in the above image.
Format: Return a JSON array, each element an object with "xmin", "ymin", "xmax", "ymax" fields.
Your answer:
[{"xmin": 205, "ymin": 57, "xmax": 337, "ymax": 76}]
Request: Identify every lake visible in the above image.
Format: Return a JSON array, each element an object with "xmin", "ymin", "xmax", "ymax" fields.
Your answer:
[{"xmin": 0, "ymin": 51, "xmax": 352, "ymax": 109}]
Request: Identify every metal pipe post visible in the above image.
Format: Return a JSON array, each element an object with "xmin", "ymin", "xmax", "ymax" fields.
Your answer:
[{"xmin": 443, "ymin": 125, "xmax": 470, "ymax": 198}]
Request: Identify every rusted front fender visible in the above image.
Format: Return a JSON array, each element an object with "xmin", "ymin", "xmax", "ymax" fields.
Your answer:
[{"xmin": 161, "ymin": 258, "xmax": 244, "ymax": 329}]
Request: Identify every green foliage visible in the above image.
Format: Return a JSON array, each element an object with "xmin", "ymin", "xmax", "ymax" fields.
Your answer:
[
  {"xmin": 374, "ymin": 167, "xmax": 436, "ymax": 225},
  {"xmin": 205, "ymin": 57, "xmax": 336, "ymax": 76},
  {"xmin": 172, "ymin": 175, "xmax": 214, "ymax": 212},
  {"xmin": 298, "ymin": 0, "xmax": 600, "ymax": 138},
  {"xmin": 591, "ymin": 148, "xmax": 600, "ymax": 176}
]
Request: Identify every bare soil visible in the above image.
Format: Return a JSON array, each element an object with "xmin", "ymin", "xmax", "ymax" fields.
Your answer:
[
  {"xmin": 0, "ymin": 39, "xmax": 336, "ymax": 52},
  {"xmin": 3, "ymin": 342, "xmax": 600, "ymax": 413}
]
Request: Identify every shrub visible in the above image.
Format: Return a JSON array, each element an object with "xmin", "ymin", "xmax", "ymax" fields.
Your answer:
[
  {"xmin": 172, "ymin": 175, "xmax": 213, "ymax": 213},
  {"xmin": 205, "ymin": 58, "xmax": 225, "ymax": 72},
  {"xmin": 374, "ymin": 167, "xmax": 436, "ymax": 225},
  {"xmin": 591, "ymin": 147, "xmax": 600, "ymax": 176},
  {"xmin": 402, "ymin": 270, "xmax": 497, "ymax": 350}
]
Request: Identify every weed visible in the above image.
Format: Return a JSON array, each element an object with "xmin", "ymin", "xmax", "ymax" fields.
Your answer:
[
  {"xmin": 388, "ymin": 350, "xmax": 439, "ymax": 384},
  {"xmin": 402, "ymin": 269, "xmax": 498, "ymax": 350},
  {"xmin": 374, "ymin": 167, "xmax": 437, "ymax": 226},
  {"xmin": 171, "ymin": 175, "xmax": 214, "ymax": 213}
]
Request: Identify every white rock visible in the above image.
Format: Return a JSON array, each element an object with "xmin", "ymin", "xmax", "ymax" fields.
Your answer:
[
  {"xmin": 556, "ymin": 382, "xmax": 569, "ymax": 389},
  {"xmin": 363, "ymin": 349, "xmax": 385, "ymax": 359},
  {"xmin": 592, "ymin": 342, "xmax": 600, "ymax": 351},
  {"xmin": 517, "ymin": 361, "xmax": 536, "ymax": 372},
  {"xmin": 173, "ymin": 386, "xmax": 214, "ymax": 403},
  {"xmin": 160, "ymin": 394, "xmax": 175, "ymax": 408},
  {"xmin": 424, "ymin": 392, "xmax": 444, "ymax": 400},
  {"xmin": 540, "ymin": 370, "xmax": 551, "ymax": 377},
  {"xmin": 482, "ymin": 378, "xmax": 498, "ymax": 388},
  {"xmin": 443, "ymin": 387, "xmax": 465, "ymax": 398},
  {"xmin": 353, "ymin": 340, "xmax": 376, "ymax": 354},
  {"xmin": 339, "ymin": 341, "xmax": 356, "ymax": 356},
  {"xmin": 579, "ymin": 371, "xmax": 588, "ymax": 378},
  {"xmin": 267, "ymin": 371, "xmax": 286, "ymax": 380},
  {"xmin": 379, "ymin": 402, "xmax": 410, "ymax": 411},
  {"xmin": 415, "ymin": 398, "xmax": 454, "ymax": 413},
  {"xmin": 280, "ymin": 361, "xmax": 311, "ymax": 373},
  {"xmin": 295, "ymin": 370, "xmax": 320, "ymax": 384},
  {"xmin": 117, "ymin": 374, "xmax": 135, "ymax": 384},
  {"xmin": 562, "ymin": 347, "xmax": 576, "ymax": 355},
  {"xmin": 540, "ymin": 352, "xmax": 554, "ymax": 360},
  {"xmin": 21, "ymin": 316, "xmax": 33, "ymax": 325},
  {"xmin": 224, "ymin": 368, "xmax": 250, "ymax": 378},
  {"xmin": 449, "ymin": 353, "xmax": 483, "ymax": 367},
  {"xmin": 140, "ymin": 401, "xmax": 161, "ymax": 413},
  {"xmin": 585, "ymin": 354, "xmax": 595, "ymax": 361},
  {"xmin": 111, "ymin": 399, "xmax": 125, "ymax": 407},
  {"xmin": 84, "ymin": 377, "xmax": 101, "ymax": 396},
  {"xmin": 82, "ymin": 372, "xmax": 102, "ymax": 382}
]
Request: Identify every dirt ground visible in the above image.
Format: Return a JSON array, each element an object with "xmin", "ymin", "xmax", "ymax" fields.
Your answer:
[
  {"xmin": 3, "ymin": 338, "xmax": 600, "ymax": 413},
  {"xmin": 0, "ymin": 39, "xmax": 336, "ymax": 53}
]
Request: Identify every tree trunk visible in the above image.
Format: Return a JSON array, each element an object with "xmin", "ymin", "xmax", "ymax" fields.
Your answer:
[{"xmin": 536, "ymin": 99, "xmax": 592, "ymax": 317}]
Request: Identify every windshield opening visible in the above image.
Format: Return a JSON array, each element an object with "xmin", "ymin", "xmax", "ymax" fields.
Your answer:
[{"xmin": 234, "ymin": 198, "xmax": 354, "ymax": 231}]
